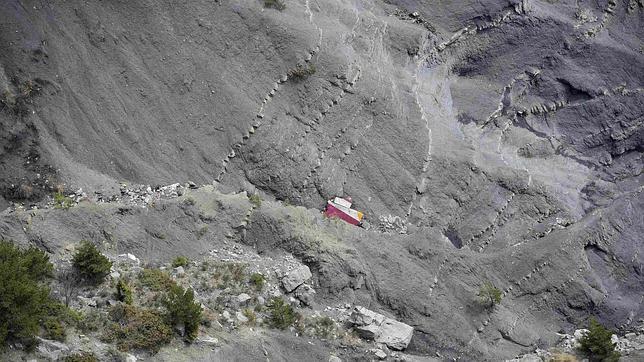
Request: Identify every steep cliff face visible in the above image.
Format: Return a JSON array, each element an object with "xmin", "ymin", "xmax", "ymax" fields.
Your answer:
[{"xmin": 0, "ymin": 0, "xmax": 642, "ymax": 360}]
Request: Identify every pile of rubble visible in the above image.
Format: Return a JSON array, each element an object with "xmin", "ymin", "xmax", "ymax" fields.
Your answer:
[{"xmin": 377, "ymin": 215, "xmax": 408, "ymax": 234}]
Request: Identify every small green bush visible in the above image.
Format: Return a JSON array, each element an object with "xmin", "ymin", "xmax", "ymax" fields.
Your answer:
[
  {"xmin": 53, "ymin": 191, "xmax": 74, "ymax": 209},
  {"xmin": 242, "ymin": 308, "xmax": 257, "ymax": 325},
  {"xmin": 266, "ymin": 297, "xmax": 298, "ymax": 329},
  {"xmin": 288, "ymin": 63, "xmax": 316, "ymax": 81},
  {"xmin": 263, "ymin": 0, "xmax": 286, "ymax": 10},
  {"xmin": 0, "ymin": 240, "xmax": 54, "ymax": 347},
  {"xmin": 228, "ymin": 263, "xmax": 246, "ymax": 283},
  {"xmin": 172, "ymin": 256, "xmax": 189, "ymax": 268},
  {"xmin": 163, "ymin": 285, "xmax": 202, "ymax": 342},
  {"xmin": 477, "ymin": 281, "xmax": 502, "ymax": 309},
  {"xmin": 577, "ymin": 318, "xmax": 620, "ymax": 362},
  {"xmin": 72, "ymin": 241, "xmax": 112, "ymax": 284},
  {"xmin": 77, "ymin": 310, "xmax": 109, "ymax": 333},
  {"xmin": 249, "ymin": 273, "xmax": 265, "ymax": 291},
  {"xmin": 249, "ymin": 194, "xmax": 262, "ymax": 207},
  {"xmin": 64, "ymin": 351, "xmax": 98, "ymax": 362},
  {"xmin": 104, "ymin": 304, "xmax": 172, "ymax": 353},
  {"xmin": 312, "ymin": 316, "xmax": 336, "ymax": 338},
  {"xmin": 139, "ymin": 268, "xmax": 176, "ymax": 291},
  {"xmin": 42, "ymin": 318, "xmax": 66, "ymax": 341},
  {"xmin": 115, "ymin": 278, "xmax": 133, "ymax": 305}
]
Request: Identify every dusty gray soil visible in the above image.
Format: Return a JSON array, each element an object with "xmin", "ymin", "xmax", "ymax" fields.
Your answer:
[{"xmin": 1, "ymin": 0, "xmax": 642, "ymax": 361}]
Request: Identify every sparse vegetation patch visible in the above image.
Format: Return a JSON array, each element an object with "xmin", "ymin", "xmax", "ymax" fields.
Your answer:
[
  {"xmin": 477, "ymin": 281, "xmax": 502, "ymax": 309},
  {"xmin": 288, "ymin": 63, "xmax": 316, "ymax": 81},
  {"xmin": 104, "ymin": 304, "xmax": 172, "ymax": 353},
  {"xmin": 263, "ymin": 0, "xmax": 286, "ymax": 10}
]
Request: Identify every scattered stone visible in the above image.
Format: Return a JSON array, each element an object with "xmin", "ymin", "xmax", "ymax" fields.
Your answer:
[
  {"xmin": 281, "ymin": 265, "xmax": 312, "ymax": 292},
  {"xmin": 373, "ymin": 349, "xmax": 387, "ymax": 360},
  {"xmin": 329, "ymin": 356, "xmax": 342, "ymax": 362},
  {"xmin": 35, "ymin": 337, "xmax": 69, "ymax": 361},
  {"xmin": 197, "ymin": 335, "xmax": 219, "ymax": 346},
  {"xmin": 125, "ymin": 353, "xmax": 137, "ymax": 362},
  {"xmin": 236, "ymin": 311, "xmax": 249, "ymax": 323},
  {"xmin": 118, "ymin": 253, "xmax": 140, "ymax": 265},
  {"xmin": 77, "ymin": 296, "xmax": 97, "ymax": 308},
  {"xmin": 173, "ymin": 266, "xmax": 185, "ymax": 275},
  {"xmin": 237, "ymin": 293, "xmax": 252, "ymax": 304}
]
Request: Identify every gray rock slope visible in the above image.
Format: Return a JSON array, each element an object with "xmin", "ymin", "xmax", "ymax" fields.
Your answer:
[{"xmin": 1, "ymin": 0, "xmax": 642, "ymax": 360}]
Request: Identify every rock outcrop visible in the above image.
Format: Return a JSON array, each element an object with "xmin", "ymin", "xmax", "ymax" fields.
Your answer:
[
  {"xmin": 350, "ymin": 306, "xmax": 414, "ymax": 350},
  {"xmin": 281, "ymin": 265, "xmax": 312, "ymax": 293}
]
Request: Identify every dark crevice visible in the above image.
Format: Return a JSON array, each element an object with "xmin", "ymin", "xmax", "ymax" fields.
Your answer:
[{"xmin": 556, "ymin": 78, "xmax": 593, "ymax": 104}]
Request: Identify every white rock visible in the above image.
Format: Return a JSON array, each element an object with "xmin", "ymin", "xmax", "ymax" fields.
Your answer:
[
  {"xmin": 281, "ymin": 265, "xmax": 312, "ymax": 292},
  {"xmin": 125, "ymin": 354, "xmax": 137, "ymax": 362},
  {"xmin": 118, "ymin": 253, "xmax": 140, "ymax": 265},
  {"xmin": 373, "ymin": 349, "xmax": 387, "ymax": 360},
  {"xmin": 328, "ymin": 356, "xmax": 342, "ymax": 362},
  {"xmin": 222, "ymin": 310, "xmax": 231, "ymax": 319},
  {"xmin": 236, "ymin": 311, "xmax": 249, "ymax": 323},
  {"xmin": 237, "ymin": 293, "xmax": 252, "ymax": 304},
  {"xmin": 173, "ymin": 266, "xmax": 185, "ymax": 275},
  {"xmin": 350, "ymin": 306, "xmax": 414, "ymax": 350},
  {"xmin": 198, "ymin": 335, "xmax": 219, "ymax": 346}
]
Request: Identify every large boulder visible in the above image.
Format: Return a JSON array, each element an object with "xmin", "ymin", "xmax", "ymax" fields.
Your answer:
[
  {"xmin": 294, "ymin": 284, "xmax": 316, "ymax": 306},
  {"xmin": 281, "ymin": 265, "xmax": 312, "ymax": 292},
  {"xmin": 350, "ymin": 306, "xmax": 414, "ymax": 350}
]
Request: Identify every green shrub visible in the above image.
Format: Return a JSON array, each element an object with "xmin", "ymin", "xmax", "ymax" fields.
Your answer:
[
  {"xmin": 163, "ymin": 285, "xmax": 202, "ymax": 342},
  {"xmin": 77, "ymin": 310, "xmax": 109, "ymax": 333},
  {"xmin": 263, "ymin": 0, "xmax": 286, "ymax": 10},
  {"xmin": 42, "ymin": 318, "xmax": 66, "ymax": 341},
  {"xmin": 53, "ymin": 191, "xmax": 74, "ymax": 209},
  {"xmin": 266, "ymin": 297, "xmax": 298, "ymax": 329},
  {"xmin": 115, "ymin": 278, "xmax": 133, "ymax": 305},
  {"xmin": 228, "ymin": 263, "xmax": 246, "ymax": 283},
  {"xmin": 288, "ymin": 63, "xmax": 316, "ymax": 81},
  {"xmin": 0, "ymin": 240, "xmax": 54, "ymax": 347},
  {"xmin": 139, "ymin": 268, "xmax": 176, "ymax": 291},
  {"xmin": 577, "ymin": 318, "xmax": 620, "ymax": 362},
  {"xmin": 249, "ymin": 273, "xmax": 265, "ymax": 291},
  {"xmin": 242, "ymin": 308, "xmax": 257, "ymax": 325},
  {"xmin": 249, "ymin": 194, "xmax": 262, "ymax": 207},
  {"xmin": 72, "ymin": 241, "xmax": 112, "ymax": 284},
  {"xmin": 477, "ymin": 281, "xmax": 502, "ymax": 309},
  {"xmin": 312, "ymin": 316, "xmax": 336, "ymax": 338},
  {"xmin": 64, "ymin": 351, "xmax": 98, "ymax": 362},
  {"xmin": 172, "ymin": 256, "xmax": 189, "ymax": 268},
  {"xmin": 104, "ymin": 304, "xmax": 172, "ymax": 353}
]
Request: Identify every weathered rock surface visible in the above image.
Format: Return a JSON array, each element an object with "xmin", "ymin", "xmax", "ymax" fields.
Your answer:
[
  {"xmin": 281, "ymin": 265, "xmax": 312, "ymax": 293},
  {"xmin": 350, "ymin": 306, "xmax": 414, "ymax": 350},
  {"xmin": 0, "ymin": 0, "xmax": 642, "ymax": 360}
]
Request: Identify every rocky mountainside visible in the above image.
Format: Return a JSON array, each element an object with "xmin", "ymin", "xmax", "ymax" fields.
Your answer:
[{"xmin": 1, "ymin": 0, "xmax": 642, "ymax": 361}]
